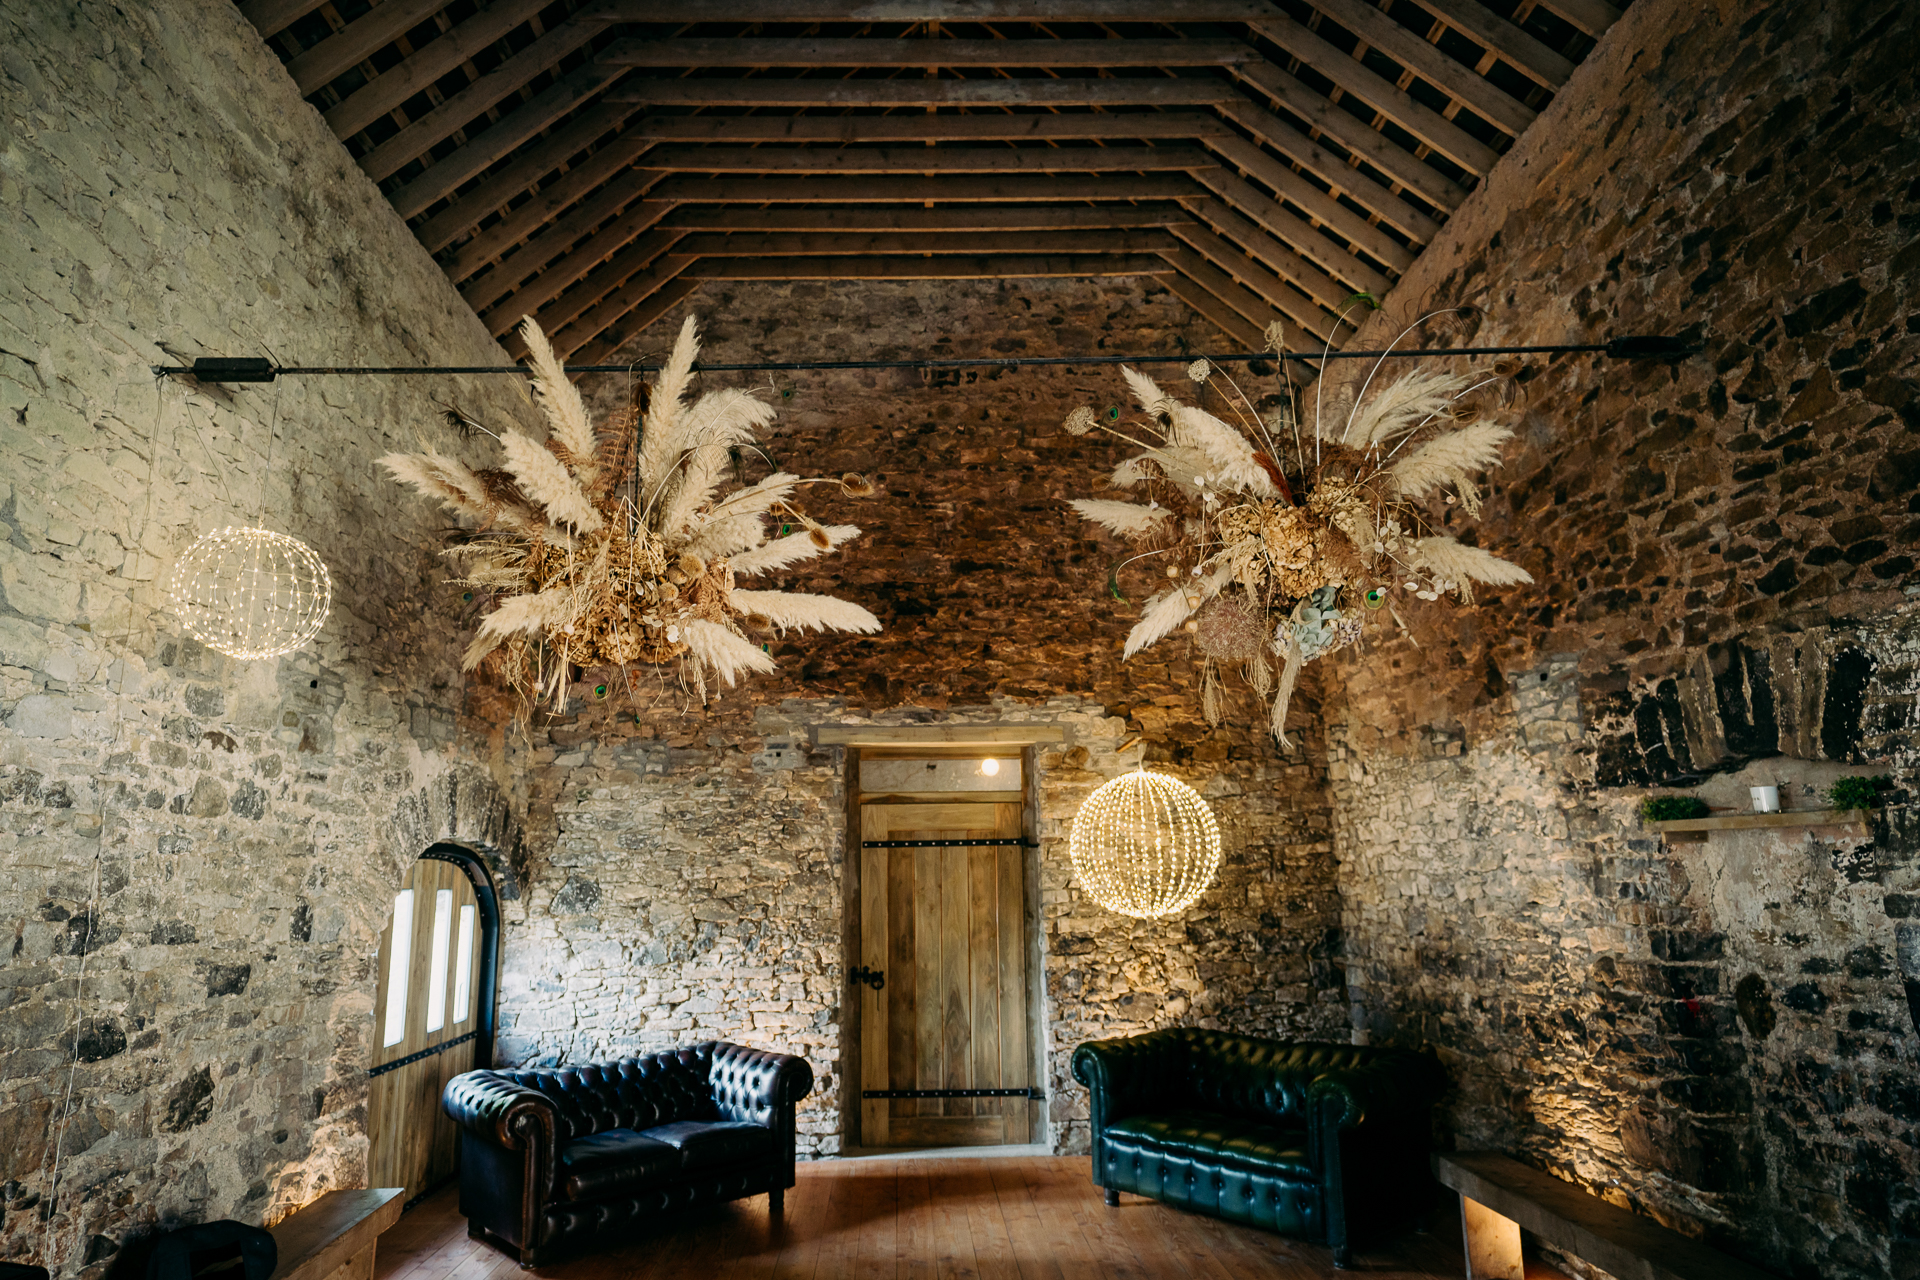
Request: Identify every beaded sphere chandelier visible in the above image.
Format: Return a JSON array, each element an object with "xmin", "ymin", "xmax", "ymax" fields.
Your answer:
[
  {"xmin": 1069, "ymin": 769, "xmax": 1222, "ymax": 918},
  {"xmin": 168, "ymin": 526, "xmax": 332, "ymax": 659}
]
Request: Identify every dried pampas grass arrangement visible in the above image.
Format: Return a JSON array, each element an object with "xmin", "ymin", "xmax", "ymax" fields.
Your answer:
[
  {"xmin": 1065, "ymin": 314, "xmax": 1533, "ymax": 745},
  {"xmin": 381, "ymin": 314, "xmax": 880, "ymax": 723}
]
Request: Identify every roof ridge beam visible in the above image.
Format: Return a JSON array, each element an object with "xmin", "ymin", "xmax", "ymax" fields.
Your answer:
[
  {"xmin": 619, "ymin": 111, "xmax": 1236, "ymax": 145},
  {"xmin": 596, "ymin": 37, "xmax": 1260, "ymax": 67},
  {"xmin": 684, "ymin": 254, "xmax": 1175, "ymax": 280},
  {"xmin": 603, "ymin": 78, "xmax": 1239, "ymax": 108},
  {"xmin": 637, "ymin": 145, "xmax": 1219, "ymax": 174}
]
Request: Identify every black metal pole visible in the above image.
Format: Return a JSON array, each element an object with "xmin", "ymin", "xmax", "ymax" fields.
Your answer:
[{"xmin": 149, "ymin": 336, "xmax": 1695, "ymax": 383}]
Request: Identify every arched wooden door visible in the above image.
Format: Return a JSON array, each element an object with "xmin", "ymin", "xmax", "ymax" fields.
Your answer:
[{"xmin": 368, "ymin": 846, "xmax": 498, "ymax": 1203}]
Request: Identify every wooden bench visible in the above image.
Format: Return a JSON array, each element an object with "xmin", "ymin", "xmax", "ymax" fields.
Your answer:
[
  {"xmin": 1435, "ymin": 1153, "xmax": 1781, "ymax": 1280},
  {"xmin": 267, "ymin": 1188, "xmax": 403, "ymax": 1280}
]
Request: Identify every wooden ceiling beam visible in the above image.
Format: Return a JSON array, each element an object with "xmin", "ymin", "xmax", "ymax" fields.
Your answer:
[
  {"xmin": 482, "ymin": 226, "xmax": 688, "ymax": 336},
  {"xmin": 637, "ymin": 173, "xmax": 1206, "ymax": 203},
  {"xmin": 685, "ymin": 254, "xmax": 1174, "ymax": 280},
  {"xmin": 597, "ymin": 37, "xmax": 1260, "ymax": 67},
  {"xmin": 1155, "ymin": 270, "xmax": 1268, "ymax": 350},
  {"xmin": 1243, "ymin": 13, "xmax": 1501, "ymax": 175},
  {"xmin": 390, "ymin": 61, "xmax": 630, "ymax": 220},
  {"xmin": 1226, "ymin": 60, "xmax": 1471, "ymax": 210},
  {"xmin": 432, "ymin": 129, "xmax": 653, "ymax": 264},
  {"xmin": 673, "ymin": 230, "xmax": 1182, "ymax": 257},
  {"xmin": 285, "ymin": 0, "xmax": 449, "ymax": 95},
  {"xmin": 325, "ymin": 0, "xmax": 605, "ymax": 141},
  {"xmin": 467, "ymin": 199, "xmax": 675, "ymax": 319},
  {"xmin": 1200, "ymin": 133, "xmax": 1414, "ymax": 271},
  {"xmin": 239, "ymin": 0, "xmax": 327, "ymax": 40},
  {"xmin": 521, "ymin": 237, "xmax": 690, "ymax": 347},
  {"xmin": 637, "ymin": 145, "xmax": 1218, "ymax": 174},
  {"xmin": 1533, "ymin": 0, "xmax": 1622, "ymax": 39},
  {"xmin": 1300, "ymin": 0, "xmax": 1536, "ymax": 137},
  {"xmin": 589, "ymin": 1, "xmax": 1274, "ymax": 18},
  {"xmin": 548, "ymin": 252, "xmax": 701, "ymax": 358},
  {"xmin": 1210, "ymin": 98, "xmax": 1443, "ymax": 243},
  {"xmin": 1190, "ymin": 169, "xmax": 1391, "ymax": 297},
  {"xmin": 1159, "ymin": 231, "xmax": 1333, "ymax": 341},
  {"xmin": 1178, "ymin": 197, "xmax": 1353, "ymax": 315},
  {"xmin": 658, "ymin": 204, "xmax": 1197, "ymax": 232},
  {"xmin": 565, "ymin": 275, "xmax": 705, "ymax": 364},
  {"xmin": 619, "ymin": 111, "xmax": 1235, "ymax": 145},
  {"xmin": 1403, "ymin": 0, "xmax": 1576, "ymax": 91},
  {"xmin": 358, "ymin": 18, "xmax": 614, "ymax": 182},
  {"xmin": 1157, "ymin": 246, "xmax": 1290, "ymax": 333},
  {"xmin": 604, "ymin": 78, "xmax": 1238, "ymax": 108}
]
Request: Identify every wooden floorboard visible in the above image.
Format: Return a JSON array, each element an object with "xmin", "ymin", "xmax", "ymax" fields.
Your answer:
[{"xmin": 374, "ymin": 1155, "xmax": 1467, "ymax": 1279}]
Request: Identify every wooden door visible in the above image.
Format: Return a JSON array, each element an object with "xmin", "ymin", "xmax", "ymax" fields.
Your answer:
[
  {"xmin": 859, "ymin": 802, "xmax": 1031, "ymax": 1148},
  {"xmin": 368, "ymin": 858, "xmax": 486, "ymax": 1200}
]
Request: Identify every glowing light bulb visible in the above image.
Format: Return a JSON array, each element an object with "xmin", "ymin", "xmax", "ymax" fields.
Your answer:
[{"xmin": 981, "ymin": 758, "xmax": 1001, "ymax": 777}]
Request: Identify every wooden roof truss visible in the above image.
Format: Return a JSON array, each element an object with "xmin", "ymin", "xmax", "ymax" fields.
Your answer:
[{"xmin": 242, "ymin": 0, "xmax": 1625, "ymax": 360}]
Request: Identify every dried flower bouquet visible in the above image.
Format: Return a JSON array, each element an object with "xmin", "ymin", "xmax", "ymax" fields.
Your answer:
[
  {"xmin": 382, "ymin": 316, "xmax": 879, "ymax": 720},
  {"xmin": 1066, "ymin": 323, "xmax": 1532, "ymax": 744}
]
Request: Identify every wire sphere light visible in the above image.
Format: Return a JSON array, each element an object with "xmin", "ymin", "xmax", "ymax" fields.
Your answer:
[
  {"xmin": 168, "ymin": 526, "xmax": 333, "ymax": 659},
  {"xmin": 1069, "ymin": 769, "xmax": 1222, "ymax": 918}
]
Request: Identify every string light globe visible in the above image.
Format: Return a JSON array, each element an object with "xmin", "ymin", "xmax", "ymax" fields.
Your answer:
[
  {"xmin": 168, "ymin": 526, "xmax": 333, "ymax": 659},
  {"xmin": 1069, "ymin": 769, "xmax": 1222, "ymax": 918}
]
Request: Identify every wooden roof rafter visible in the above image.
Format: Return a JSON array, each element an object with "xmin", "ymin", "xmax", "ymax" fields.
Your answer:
[{"xmin": 239, "ymin": 0, "xmax": 1625, "ymax": 360}]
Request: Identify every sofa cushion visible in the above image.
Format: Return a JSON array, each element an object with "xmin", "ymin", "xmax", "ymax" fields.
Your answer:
[
  {"xmin": 1105, "ymin": 1110, "xmax": 1313, "ymax": 1176},
  {"xmin": 557, "ymin": 1128, "xmax": 679, "ymax": 1201},
  {"xmin": 640, "ymin": 1120, "xmax": 770, "ymax": 1170}
]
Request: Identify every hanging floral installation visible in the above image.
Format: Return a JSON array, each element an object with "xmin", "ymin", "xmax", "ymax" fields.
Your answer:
[
  {"xmin": 381, "ymin": 315, "xmax": 880, "ymax": 720},
  {"xmin": 1065, "ymin": 322, "xmax": 1533, "ymax": 744}
]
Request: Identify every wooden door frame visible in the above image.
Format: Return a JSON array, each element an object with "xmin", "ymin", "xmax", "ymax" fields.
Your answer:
[
  {"xmin": 418, "ymin": 843, "xmax": 502, "ymax": 1070},
  {"xmin": 837, "ymin": 731, "xmax": 1056, "ymax": 1151}
]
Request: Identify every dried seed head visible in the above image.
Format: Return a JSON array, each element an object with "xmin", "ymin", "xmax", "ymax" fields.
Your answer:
[
  {"xmin": 1263, "ymin": 320, "xmax": 1287, "ymax": 354},
  {"xmin": 1187, "ymin": 359, "xmax": 1212, "ymax": 384},
  {"xmin": 678, "ymin": 553, "xmax": 707, "ymax": 579},
  {"xmin": 1193, "ymin": 597, "xmax": 1267, "ymax": 664},
  {"xmin": 808, "ymin": 526, "xmax": 833, "ymax": 549},
  {"xmin": 840, "ymin": 472, "xmax": 876, "ymax": 497},
  {"xmin": 1063, "ymin": 406, "xmax": 1098, "ymax": 436},
  {"xmin": 745, "ymin": 613, "xmax": 773, "ymax": 631},
  {"xmin": 664, "ymin": 568, "xmax": 688, "ymax": 586}
]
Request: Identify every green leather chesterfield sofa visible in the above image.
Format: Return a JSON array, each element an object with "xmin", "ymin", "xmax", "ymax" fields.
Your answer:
[{"xmin": 1071, "ymin": 1029, "xmax": 1446, "ymax": 1268}]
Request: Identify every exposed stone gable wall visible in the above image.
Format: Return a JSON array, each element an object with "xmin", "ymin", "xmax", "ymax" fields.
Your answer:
[
  {"xmin": 1323, "ymin": 3, "xmax": 1920, "ymax": 1276},
  {"xmin": 0, "ymin": 2, "xmax": 539, "ymax": 1273},
  {"xmin": 493, "ymin": 284, "xmax": 1348, "ymax": 1155}
]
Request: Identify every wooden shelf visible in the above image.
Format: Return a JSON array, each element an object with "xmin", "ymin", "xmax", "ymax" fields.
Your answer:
[{"xmin": 1650, "ymin": 809, "xmax": 1872, "ymax": 842}]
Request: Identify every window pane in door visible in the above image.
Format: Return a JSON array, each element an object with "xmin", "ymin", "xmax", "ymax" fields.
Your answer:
[
  {"xmin": 381, "ymin": 890, "xmax": 414, "ymax": 1048},
  {"xmin": 452, "ymin": 903, "xmax": 476, "ymax": 1025},
  {"xmin": 425, "ymin": 888, "xmax": 453, "ymax": 1034}
]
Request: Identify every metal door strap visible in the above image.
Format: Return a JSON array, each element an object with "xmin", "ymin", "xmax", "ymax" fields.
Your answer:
[
  {"xmin": 862, "ymin": 1087, "xmax": 1045, "ymax": 1099},
  {"xmin": 369, "ymin": 1029, "xmax": 478, "ymax": 1077},
  {"xmin": 860, "ymin": 838, "xmax": 1038, "ymax": 848}
]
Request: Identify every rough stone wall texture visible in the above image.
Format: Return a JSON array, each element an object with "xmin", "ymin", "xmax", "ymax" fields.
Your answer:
[
  {"xmin": 0, "ymin": 2, "xmax": 540, "ymax": 1274},
  {"xmin": 1319, "ymin": 2, "xmax": 1920, "ymax": 1277},
  {"xmin": 489, "ymin": 280, "xmax": 1347, "ymax": 1156}
]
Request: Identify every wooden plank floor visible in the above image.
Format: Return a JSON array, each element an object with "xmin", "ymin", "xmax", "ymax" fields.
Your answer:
[{"xmin": 372, "ymin": 1155, "xmax": 1487, "ymax": 1280}]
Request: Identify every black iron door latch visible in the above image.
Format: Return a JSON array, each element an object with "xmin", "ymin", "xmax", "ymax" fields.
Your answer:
[{"xmin": 849, "ymin": 965, "xmax": 885, "ymax": 991}]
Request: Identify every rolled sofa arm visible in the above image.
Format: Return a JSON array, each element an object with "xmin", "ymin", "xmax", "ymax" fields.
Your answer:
[
  {"xmin": 1071, "ymin": 1031, "xmax": 1187, "ymax": 1127},
  {"xmin": 444, "ymin": 1070, "xmax": 559, "ymax": 1151},
  {"xmin": 710, "ymin": 1043, "xmax": 816, "ymax": 1124},
  {"xmin": 1308, "ymin": 1052, "xmax": 1448, "ymax": 1132}
]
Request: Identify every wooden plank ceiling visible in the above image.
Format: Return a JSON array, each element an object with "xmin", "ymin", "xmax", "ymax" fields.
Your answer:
[{"xmin": 242, "ymin": 0, "xmax": 1624, "ymax": 361}]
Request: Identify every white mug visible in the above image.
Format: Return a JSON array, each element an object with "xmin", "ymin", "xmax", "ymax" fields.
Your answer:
[{"xmin": 1750, "ymin": 785, "xmax": 1780, "ymax": 813}]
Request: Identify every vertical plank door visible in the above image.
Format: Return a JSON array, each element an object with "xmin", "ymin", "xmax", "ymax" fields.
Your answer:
[
  {"xmin": 367, "ymin": 858, "xmax": 486, "ymax": 1202},
  {"xmin": 859, "ymin": 802, "xmax": 1030, "ymax": 1148}
]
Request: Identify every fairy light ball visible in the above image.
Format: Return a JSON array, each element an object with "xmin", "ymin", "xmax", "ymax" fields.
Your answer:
[
  {"xmin": 1069, "ymin": 769, "xmax": 1222, "ymax": 918},
  {"xmin": 167, "ymin": 526, "xmax": 333, "ymax": 659}
]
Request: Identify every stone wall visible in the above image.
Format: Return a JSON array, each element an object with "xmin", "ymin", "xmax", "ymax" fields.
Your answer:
[
  {"xmin": 1321, "ymin": 2, "xmax": 1920, "ymax": 1276},
  {"xmin": 491, "ymin": 280, "xmax": 1348, "ymax": 1155},
  {"xmin": 0, "ymin": 2, "xmax": 539, "ymax": 1274}
]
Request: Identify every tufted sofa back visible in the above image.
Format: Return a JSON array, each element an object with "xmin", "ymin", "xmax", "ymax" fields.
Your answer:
[
  {"xmin": 486, "ymin": 1044, "xmax": 723, "ymax": 1142},
  {"xmin": 1083, "ymin": 1029, "xmax": 1395, "ymax": 1128},
  {"xmin": 1176, "ymin": 1031, "xmax": 1386, "ymax": 1126}
]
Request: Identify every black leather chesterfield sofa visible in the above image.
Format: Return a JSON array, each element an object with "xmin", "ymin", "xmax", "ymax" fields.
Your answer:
[
  {"xmin": 1071, "ymin": 1029, "xmax": 1445, "ymax": 1268},
  {"xmin": 443, "ymin": 1041, "xmax": 814, "ymax": 1267}
]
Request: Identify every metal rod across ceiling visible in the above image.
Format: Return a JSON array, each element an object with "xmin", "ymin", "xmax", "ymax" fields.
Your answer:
[{"xmin": 153, "ymin": 336, "xmax": 1693, "ymax": 383}]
